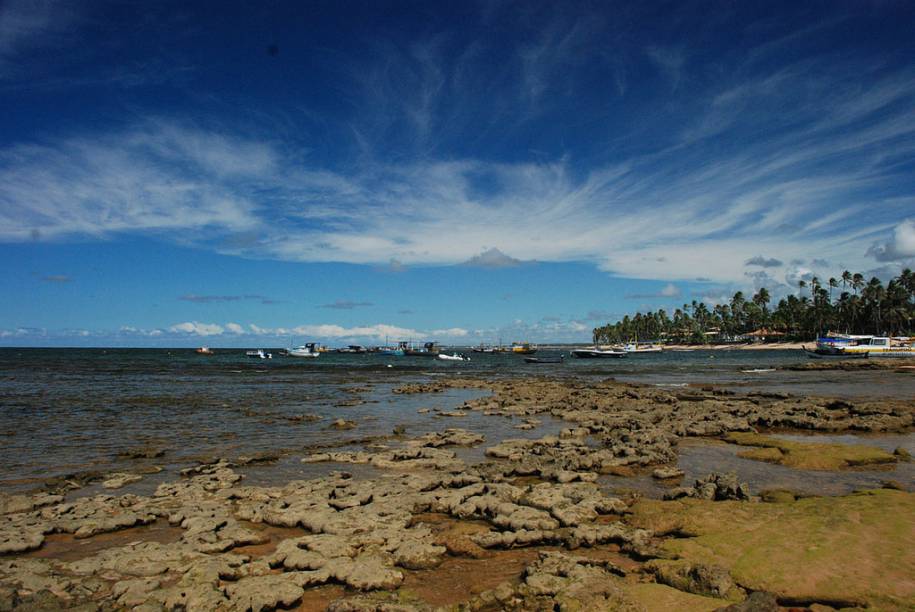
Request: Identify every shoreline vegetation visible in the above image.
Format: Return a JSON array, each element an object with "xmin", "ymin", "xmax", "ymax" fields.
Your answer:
[
  {"xmin": 592, "ymin": 268, "xmax": 915, "ymax": 345},
  {"xmin": 0, "ymin": 375, "xmax": 912, "ymax": 610}
]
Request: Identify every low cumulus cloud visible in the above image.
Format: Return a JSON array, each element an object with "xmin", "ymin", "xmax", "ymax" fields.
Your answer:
[
  {"xmin": 867, "ymin": 219, "xmax": 915, "ymax": 262},
  {"xmin": 462, "ymin": 248, "xmax": 522, "ymax": 268},
  {"xmin": 169, "ymin": 321, "xmax": 225, "ymax": 336},
  {"xmin": 744, "ymin": 256, "xmax": 783, "ymax": 268},
  {"xmin": 625, "ymin": 283, "xmax": 681, "ymax": 299}
]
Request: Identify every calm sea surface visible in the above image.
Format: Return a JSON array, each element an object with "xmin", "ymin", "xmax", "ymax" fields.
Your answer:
[{"xmin": 1, "ymin": 347, "xmax": 912, "ymax": 492}]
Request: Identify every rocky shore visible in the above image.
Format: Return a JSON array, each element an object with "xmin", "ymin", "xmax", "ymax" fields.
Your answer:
[{"xmin": 1, "ymin": 377, "xmax": 912, "ymax": 611}]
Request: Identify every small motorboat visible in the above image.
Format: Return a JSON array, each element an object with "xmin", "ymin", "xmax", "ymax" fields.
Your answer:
[
  {"xmin": 438, "ymin": 353, "xmax": 469, "ymax": 362},
  {"xmin": 525, "ymin": 355, "xmax": 563, "ymax": 364},
  {"xmin": 246, "ymin": 349, "xmax": 272, "ymax": 359},
  {"xmin": 288, "ymin": 343, "xmax": 320, "ymax": 358},
  {"xmin": 195, "ymin": 346, "xmax": 214, "ymax": 355},
  {"xmin": 623, "ymin": 343, "xmax": 663, "ymax": 354},
  {"xmin": 571, "ymin": 347, "xmax": 627, "ymax": 358}
]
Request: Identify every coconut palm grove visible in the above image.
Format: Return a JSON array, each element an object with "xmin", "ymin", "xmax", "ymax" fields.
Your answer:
[{"xmin": 593, "ymin": 269, "xmax": 915, "ymax": 344}]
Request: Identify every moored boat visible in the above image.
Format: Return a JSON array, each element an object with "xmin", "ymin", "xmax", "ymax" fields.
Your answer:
[
  {"xmin": 405, "ymin": 341, "xmax": 440, "ymax": 357},
  {"xmin": 571, "ymin": 347, "xmax": 627, "ymax": 358},
  {"xmin": 438, "ymin": 353, "xmax": 469, "ymax": 361},
  {"xmin": 246, "ymin": 349, "xmax": 272, "ymax": 359},
  {"xmin": 288, "ymin": 343, "xmax": 320, "ymax": 358},
  {"xmin": 511, "ymin": 342, "xmax": 537, "ymax": 355},
  {"xmin": 195, "ymin": 346, "xmax": 213, "ymax": 355},
  {"xmin": 623, "ymin": 342, "xmax": 663, "ymax": 354}
]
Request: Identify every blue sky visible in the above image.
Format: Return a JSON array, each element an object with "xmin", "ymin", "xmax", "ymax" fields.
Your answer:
[{"xmin": 2, "ymin": 0, "xmax": 914, "ymax": 346}]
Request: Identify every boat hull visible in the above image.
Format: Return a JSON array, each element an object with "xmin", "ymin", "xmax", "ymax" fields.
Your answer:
[{"xmin": 571, "ymin": 349, "xmax": 626, "ymax": 358}]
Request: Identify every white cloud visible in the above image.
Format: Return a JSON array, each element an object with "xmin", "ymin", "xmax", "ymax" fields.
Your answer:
[
  {"xmin": 462, "ymin": 248, "xmax": 522, "ymax": 268},
  {"xmin": 0, "ymin": 121, "xmax": 261, "ymax": 242},
  {"xmin": 225, "ymin": 322, "xmax": 244, "ymax": 334},
  {"xmin": 169, "ymin": 321, "xmax": 225, "ymax": 336},
  {"xmin": 0, "ymin": 54, "xmax": 913, "ymax": 289},
  {"xmin": 867, "ymin": 218, "xmax": 915, "ymax": 262},
  {"xmin": 431, "ymin": 327, "xmax": 469, "ymax": 337}
]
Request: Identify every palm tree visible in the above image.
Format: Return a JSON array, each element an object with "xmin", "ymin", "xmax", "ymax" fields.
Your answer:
[
  {"xmin": 841, "ymin": 270, "xmax": 852, "ymax": 292},
  {"xmin": 828, "ymin": 277, "xmax": 838, "ymax": 302},
  {"xmin": 852, "ymin": 273, "xmax": 864, "ymax": 296}
]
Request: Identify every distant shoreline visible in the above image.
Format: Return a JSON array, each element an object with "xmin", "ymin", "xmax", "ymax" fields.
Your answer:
[{"xmin": 662, "ymin": 341, "xmax": 807, "ymax": 351}]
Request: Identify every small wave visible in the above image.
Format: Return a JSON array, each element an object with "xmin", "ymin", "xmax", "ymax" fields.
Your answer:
[
  {"xmin": 741, "ymin": 368, "xmax": 775, "ymax": 373},
  {"xmin": 654, "ymin": 382, "xmax": 689, "ymax": 387}
]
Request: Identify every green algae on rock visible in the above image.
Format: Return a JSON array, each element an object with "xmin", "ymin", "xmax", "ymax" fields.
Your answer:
[
  {"xmin": 628, "ymin": 489, "xmax": 915, "ymax": 610},
  {"xmin": 723, "ymin": 432, "xmax": 898, "ymax": 470}
]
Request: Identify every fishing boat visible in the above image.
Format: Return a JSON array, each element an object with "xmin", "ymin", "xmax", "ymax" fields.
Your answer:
[
  {"xmin": 571, "ymin": 347, "xmax": 627, "ymax": 358},
  {"xmin": 336, "ymin": 345, "xmax": 367, "ymax": 354},
  {"xmin": 246, "ymin": 349, "xmax": 272, "ymax": 359},
  {"xmin": 288, "ymin": 343, "xmax": 320, "ymax": 358},
  {"xmin": 438, "ymin": 353, "xmax": 469, "ymax": 361},
  {"xmin": 623, "ymin": 342, "xmax": 663, "ymax": 354},
  {"xmin": 525, "ymin": 355, "xmax": 563, "ymax": 364},
  {"xmin": 473, "ymin": 339, "xmax": 508, "ymax": 353},
  {"xmin": 405, "ymin": 341, "xmax": 440, "ymax": 357},
  {"xmin": 195, "ymin": 346, "xmax": 213, "ymax": 355},
  {"xmin": 511, "ymin": 342, "xmax": 537, "ymax": 355}
]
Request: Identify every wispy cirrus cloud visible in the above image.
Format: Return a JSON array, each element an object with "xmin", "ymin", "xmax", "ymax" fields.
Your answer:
[
  {"xmin": 179, "ymin": 294, "xmax": 277, "ymax": 305},
  {"xmin": 2, "ymin": 14, "xmax": 915, "ymax": 292},
  {"xmin": 318, "ymin": 300, "xmax": 374, "ymax": 310},
  {"xmin": 0, "ymin": 0, "xmax": 78, "ymax": 78},
  {"xmin": 41, "ymin": 274, "xmax": 71, "ymax": 282}
]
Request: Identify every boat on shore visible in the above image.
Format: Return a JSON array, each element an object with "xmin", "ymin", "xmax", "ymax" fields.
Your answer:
[
  {"xmin": 511, "ymin": 342, "xmax": 537, "ymax": 355},
  {"xmin": 814, "ymin": 334, "xmax": 914, "ymax": 357},
  {"xmin": 288, "ymin": 343, "xmax": 320, "ymax": 358},
  {"xmin": 246, "ymin": 349, "xmax": 272, "ymax": 359},
  {"xmin": 525, "ymin": 355, "xmax": 563, "ymax": 364},
  {"xmin": 571, "ymin": 347, "xmax": 627, "ymax": 358}
]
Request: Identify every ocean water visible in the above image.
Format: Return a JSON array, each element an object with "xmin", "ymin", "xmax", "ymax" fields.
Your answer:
[{"xmin": 0, "ymin": 347, "xmax": 912, "ymax": 492}]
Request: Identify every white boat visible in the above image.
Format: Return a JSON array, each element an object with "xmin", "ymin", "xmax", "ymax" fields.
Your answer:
[
  {"xmin": 829, "ymin": 336, "xmax": 914, "ymax": 357},
  {"xmin": 571, "ymin": 347, "xmax": 627, "ymax": 358},
  {"xmin": 288, "ymin": 343, "xmax": 320, "ymax": 358},
  {"xmin": 437, "ymin": 353, "xmax": 469, "ymax": 361},
  {"xmin": 623, "ymin": 342, "xmax": 663, "ymax": 354},
  {"xmin": 246, "ymin": 349, "xmax": 272, "ymax": 359}
]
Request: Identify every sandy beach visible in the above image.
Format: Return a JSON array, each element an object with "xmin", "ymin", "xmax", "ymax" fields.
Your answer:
[
  {"xmin": 663, "ymin": 342, "xmax": 808, "ymax": 351},
  {"xmin": 1, "ymin": 368, "xmax": 913, "ymax": 611}
]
